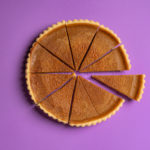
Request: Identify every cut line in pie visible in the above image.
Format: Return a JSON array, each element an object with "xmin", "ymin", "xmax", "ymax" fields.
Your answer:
[{"xmin": 26, "ymin": 19, "xmax": 146, "ymax": 127}]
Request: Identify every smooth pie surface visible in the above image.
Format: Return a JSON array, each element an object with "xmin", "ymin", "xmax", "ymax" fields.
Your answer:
[
  {"xmin": 37, "ymin": 22, "xmax": 74, "ymax": 68},
  {"xmin": 28, "ymin": 74, "xmax": 72, "ymax": 103},
  {"xmin": 66, "ymin": 22, "xmax": 99, "ymax": 70},
  {"xmin": 69, "ymin": 76, "xmax": 98, "ymax": 126},
  {"xmin": 80, "ymin": 77, "xmax": 124, "ymax": 121},
  {"xmin": 80, "ymin": 26, "xmax": 121, "ymax": 70},
  {"xmin": 92, "ymin": 75, "xmax": 145, "ymax": 101},
  {"xmin": 39, "ymin": 77, "xmax": 76, "ymax": 123},
  {"xmin": 29, "ymin": 43, "xmax": 73, "ymax": 73},
  {"xmin": 81, "ymin": 45, "xmax": 131, "ymax": 72}
]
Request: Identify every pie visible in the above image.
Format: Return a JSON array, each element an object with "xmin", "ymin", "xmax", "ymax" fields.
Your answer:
[{"xmin": 26, "ymin": 19, "xmax": 145, "ymax": 127}]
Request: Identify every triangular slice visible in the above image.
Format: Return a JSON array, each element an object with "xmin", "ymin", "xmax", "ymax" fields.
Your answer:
[
  {"xmin": 27, "ymin": 74, "xmax": 73, "ymax": 103},
  {"xmin": 81, "ymin": 45, "xmax": 131, "ymax": 72},
  {"xmin": 80, "ymin": 76, "xmax": 124, "ymax": 123},
  {"xmin": 39, "ymin": 77, "xmax": 76, "ymax": 124},
  {"xmin": 28, "ymin": 43, "xmax": 73, "ymax": 73},
  {"xmin": 80, "ymin": 25, "xmax": 121, "ymax": 70},
  {"xmin": 37, "ymin": 21, "xmax": 74, "ymax": 69},
  {"xmin": 69, "ymin": 76, "xmax": 98, "ymax": 126},
  {"xmin": 92, "ymin": 75, "xmax": 145, "ymax": 101},
  {"xmin": 66, "ymin": 20, "xmax": 99, "ymax": 70}
]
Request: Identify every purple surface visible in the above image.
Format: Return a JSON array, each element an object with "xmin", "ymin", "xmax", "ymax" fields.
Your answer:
[{"xmin": 0, "ymin": 0, "xmax": 150, "ymax": 150}]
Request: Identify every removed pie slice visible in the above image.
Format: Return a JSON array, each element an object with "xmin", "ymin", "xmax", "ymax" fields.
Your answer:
[
  {"xmin": 80, "ymin": 77, "xmax": 124, "ymax": 123},
  {"xmin": 80, "ymin": 25, "xmax": 121, "ymax": 70},
  {"xmin": 39, "ymin": 76, "xmax": 76, "ymax": 124},
  {"xmin": 81, "ymin": 45, "xmax": 131, "ymax": 72},
  {"xmin": 37, "ymin": 21, "xmax": 74, "ymax": 69},
  {"xmin": 69, "ymin": 76, "xmax": 98, "ymax": 127},
  {"xmin": 66, "ymin": 20, "xmax": 99, "ymax": 70},
  {"xmin": 26, "ymin": 74, "xmax": 73, "ymax": 103},
  {"xmin": 92, "ymin": 75, "xmax": 145, "ymax": 101},
  {"xmin": 27, "ymin": 43, "xmax": 73, "ymax": 73}
]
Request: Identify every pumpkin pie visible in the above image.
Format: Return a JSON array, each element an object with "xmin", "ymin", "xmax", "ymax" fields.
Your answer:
[
  {"xmin": 26, "ymin": 20, "xmax": 145, "ymax": 127},
  {"xmin": 36, "ymin": 21, "xmax": 74, "ymax": 69},
  {"xmin": 92, "ymin": 75, "xmax": 145, "ymax": 101},
  {"xmin": 80, "ymin": 45, "xmax": 131, "ymax": 72},
  {"xmin": 69, "ymin": 76, "xmax": 124, "ymax": 127},
  {"xmin": 66, "ymin": 20, "xmax": 99, "ymax": 70}
]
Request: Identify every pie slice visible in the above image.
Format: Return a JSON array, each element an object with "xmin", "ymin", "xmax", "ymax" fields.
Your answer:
[
  {"xmin": 26, "ymin": 74, "xmax": 73, "ymax": 103},
  {"xmin": 92, "ymin": 75, "xmax": 145, "ymax": 101},
  {"xmin": 69, "ymin": 76, "xmax": 98, "ymax": 127},
  {"xmin": 36, "ymin": 21, "xmax": 74, "ymax": 69},
  {"xmin": 66, "ymin": 20, "xmax": 99, "ymax": 70},
  {"xmin": 80, "ymin": 76, "xmax": 124, "ymax": 124},
  {"xmin": 27, "ymin": 43, "xmax": 73, "ymax": 73},
  {"xmin": 81, "ymin": 45, "xmax": 131, "ymax": 72},
  {"xmin": 38, "ymin": 76, "xmax": 76, "ymax": 124},
  {"xmin": 69, "ymin": 76, "xmax": 124, "ymax": 127},
  {"xmin": 80, "ymin": 25, "xmax": 121, "ymax": 70}
]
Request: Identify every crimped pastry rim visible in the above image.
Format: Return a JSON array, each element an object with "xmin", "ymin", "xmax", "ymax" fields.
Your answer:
[
  {"xmin": 135, "ymin": 74, "xmax": 146, "ymax": 101},
  {"xmin": 99, "ymin": 24, "xmax": 122, "ymax": 44},
  {"xmin": 69, "ymin": 99, "xmax": 124, "ymax": 127},
  {"xmin": 118, "ymin": 45, "xmax": 131, "ymax": 70}
]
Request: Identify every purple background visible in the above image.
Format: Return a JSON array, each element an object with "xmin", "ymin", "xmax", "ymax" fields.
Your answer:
[{"xmin": 0, "ymin": 0, "xmax": 150, "ymax": 150}]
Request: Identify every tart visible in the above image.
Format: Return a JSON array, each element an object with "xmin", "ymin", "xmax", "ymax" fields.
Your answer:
[{"xmin": 26, "ymin": 20, "xmax": 145, "ymax": 127}]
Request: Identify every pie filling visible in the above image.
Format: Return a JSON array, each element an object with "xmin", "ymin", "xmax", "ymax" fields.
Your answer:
[{"xmin": 26, "ymin": 20, "xmax": 145, "ymax": 127}]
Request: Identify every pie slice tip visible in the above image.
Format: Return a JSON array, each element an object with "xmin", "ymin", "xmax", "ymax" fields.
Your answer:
[{"xmin": 100, "ymin": 24, "xmax": 122, "ymax": 44}]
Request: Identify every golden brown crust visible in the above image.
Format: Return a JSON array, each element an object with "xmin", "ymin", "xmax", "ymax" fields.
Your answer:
[
  {"xmin": 66, "ymin": 19, "xmax": 100, "ymax": 27},
  {"xmin": 135, "ymin": 74, "xmax": 146, "ymax": 101},
  {"xmin": 100, "ymin": 25, "xmax": 121, "ymax": 44},
  {"xmin": 119, "ymin": 45, "xmax": 131, "ymax": 70}
]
